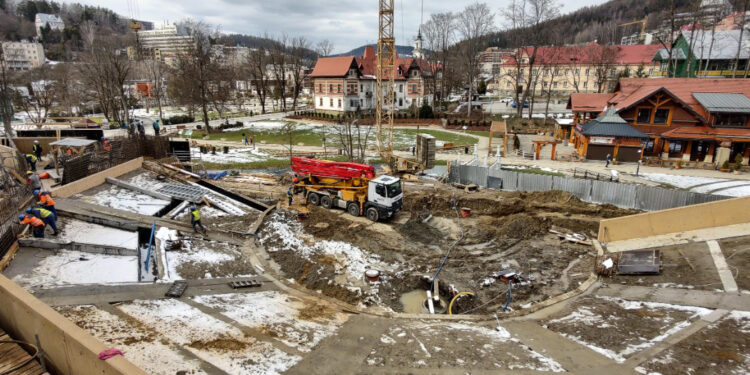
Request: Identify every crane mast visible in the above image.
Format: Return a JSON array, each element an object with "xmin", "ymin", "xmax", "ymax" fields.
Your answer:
[{"xmin": 376, "ymin": 0, "xmax": 396, "ymax": 165}]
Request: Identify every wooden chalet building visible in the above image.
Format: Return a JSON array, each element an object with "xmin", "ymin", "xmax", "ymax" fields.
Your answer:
[{"xmin": 568, "ymin": 78, "xmax": 750, "ymax": 166}]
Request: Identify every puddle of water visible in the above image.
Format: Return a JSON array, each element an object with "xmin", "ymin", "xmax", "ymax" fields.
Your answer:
[
  {"xmin": 399, "ymin": 289, "xmax": 449, "ymax": 314},
  {"xmin": 400, "ymin": 289, "xmax": 429, "ymax": 314}
]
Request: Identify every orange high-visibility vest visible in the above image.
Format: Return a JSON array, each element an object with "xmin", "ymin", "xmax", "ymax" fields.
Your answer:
[
  {"xmin": 40, "ymin": 193, "xmax": 55, "ymax": 206},
  {"xmin": 22, "ymin": 215, "xmax": 44, "ymax": 227}
]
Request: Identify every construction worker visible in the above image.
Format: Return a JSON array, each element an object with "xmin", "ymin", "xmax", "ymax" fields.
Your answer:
[
  {"xmin": 137, "ymin": 121, "xmax": 145, "ymax": 135},
  {"xmin": 19, "ymin": 214, "xmax": 46, "ymax": 238},
  {"xmin": 153, "ymin": 119, "xmax": 160, "ymax": 136},
  {"xmin": 35, "ymin": 190, "xmax": 57, "ymax": 220},
  {"xmin": 32, "ymin": 140, "xmax": 43, "ymax": 160},
  {"xmin": 101, "ymin": 137, "xmax": 112, "ymax": 151},
  {"xmin": 189, "ymin": 206, "xmax": 206, "ymax": 234},
  {"xmin": 25, "ymin": 153, "xmax": 37, "ymax": 171},
  {"xmin": 26, "ymin": 207, "xmax": 58, "ymax": 235},
  {"xmin": 287, "ymin": 185, "xmax": 293, "ymax": 206},
  {"xmin": 27, "ymin": 171, "xmax": 41, "ymax": 191}
]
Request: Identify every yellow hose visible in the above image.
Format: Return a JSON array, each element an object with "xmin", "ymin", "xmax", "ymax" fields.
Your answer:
[{"xmin": 448, "ymin": 291, "xmax": 475, "ymax": 315}]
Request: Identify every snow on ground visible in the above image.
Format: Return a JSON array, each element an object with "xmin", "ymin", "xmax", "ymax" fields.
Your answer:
[
  {"xmin": 157, "ymin": 227, "xmax": 251, "ymax": 280},
  {"xmin": 56, "ymin": 305, "xmax": 206, "ymax": 375},
  {"xmin": 260, "ymin": 212, "xmax": 390, "ymax": 284},
  {"xmin": 118, "ymin": 299, "xmax": 300, "ymax": 375},
  {"xmin": 122, "ymin": 171, "xmax": 166, "ymax": 190},
  {"xmin": 12, "ymin": 250, "xmax": 138, "ymax": 288},
  {"xmin": 192, "ymin": 147, "xmax": 278, "ymax": 164},
  {"xmin": 193, "ymin": 291, "xmax": 348, "ymax": 352},
  {"xmin": 75, "ymin": 184, "xmax": 171, "ymax": 215},
  {"xmin": 58, "ymin": 219, "xmax": 138, "ymax": 249},
  {"xmin": 639, "ymin": 173, "xmax": 750, "ymax": 197}
]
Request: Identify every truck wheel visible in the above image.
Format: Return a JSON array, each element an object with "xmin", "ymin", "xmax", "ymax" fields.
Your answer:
[
  {"xmin": 308, "ymin": 193, "xmax": 320, "ymax": 206},
  {"xmin": 366, "ymin": 207, "xmax": 379, "ymax": 222},
  {"xmin": 347, "ymin": 202, "xmax": 360, "ymax": 216},
  {"xmin": 320, "ymin": 195, "xmax": 332, "ymax": 209}
]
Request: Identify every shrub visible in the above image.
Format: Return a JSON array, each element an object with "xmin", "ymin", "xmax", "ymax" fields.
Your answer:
[
  {"xmin": 722, "ymin": 160, "xmax": 730, "ymax": 169},
  {"xmin": 163, "ymin": 114, "xmax": 194, "ymax": 125}
]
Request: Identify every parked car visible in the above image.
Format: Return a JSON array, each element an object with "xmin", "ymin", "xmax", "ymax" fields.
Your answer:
[
  {"xmin": 499, "ymin": 97, "xmax": 514, "ymax": 103},
  {"xmin": 511, "ymin": 101, "xmax": 529, "ymax": 108}
]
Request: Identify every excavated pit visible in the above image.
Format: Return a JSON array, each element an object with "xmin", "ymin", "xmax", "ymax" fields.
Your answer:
[{"xmin": 257, "ymin": 184, "xmax": 639, "ymax": 314}]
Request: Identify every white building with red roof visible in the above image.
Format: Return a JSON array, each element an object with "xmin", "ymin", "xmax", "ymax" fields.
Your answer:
[{"xmin": 308, "ymin": 46, "xmax": 438, "ymax": 113}]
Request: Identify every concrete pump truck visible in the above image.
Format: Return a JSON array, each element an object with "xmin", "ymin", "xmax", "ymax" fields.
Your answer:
[{"xmin": 291, "ymin": 157, "xmax": 403, "ymax": 222}]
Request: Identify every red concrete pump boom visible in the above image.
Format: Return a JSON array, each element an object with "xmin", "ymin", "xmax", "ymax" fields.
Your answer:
[{"xmin": 291, "ymin": 157, "xmax": 376, "ymax": 180}]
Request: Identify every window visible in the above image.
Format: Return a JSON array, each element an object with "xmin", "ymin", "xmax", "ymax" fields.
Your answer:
[
  {"xmin": 575, "ymin": 69, "xmax": 580, "ymax": 75},
  {"xmin": 553, "ymin": 82, "xmax": 558, "ymax": 88},
  {"xmin": 319, "ymin": 97, "xmax": 323, "ymax": 106},
  {"xmin": 563, "ymin": 82, "xmax": 568, "ymax": 88},
  {"xmin": 360, "ymin": 84, "xmax": 363, "ymax": 91},
  {"xmin": 543, "ymin": 82, "xmax": 548, "ymax": 88},
  {"xmin": 386, "ymin": 181, "xmax": 402, "ymax": 197},
  {"xmin": 350, "ymin": 100, "xmax": 354, "ymax": 107},
  {"xmin": 716, "ymin": 114, "xmax": 749, "ymax": 127},
  {"xmin": 329, "ymin": 98, "xmax": 333, "ymax": 107},
  {"xmin": 648, "ymin": 68, "xmax": 654, "ymax": 75},
  {"xmin": 360, "ymin": 99, "xmax": 363, "ymax": 106},
  {"xmin": 637, "ymin": 108, "xmax": 652, "ymax": 123},
  {"xmin": 399, "ymin": 98, "xmax": 403, "ymax": 106},
  {"xmin": 564, "ymin": 69, "xmax": 570, "ymax": 75},
  {"xmin": 375, "ymin": 184, "xmax": 385, "ymax": 197},
  {"xmin": 583, "ymin": 82, "xmax": 588, "ymax": 89},
  {"xmin": 585, "ymin": 68, "xmax": 590, "ymax": 75},
  {"xmin": 329, "ymin": 84, "xmax": 333, "ymax": 92},
  {"xmin": 653, "ymin": 108, "xmax": 670, "ymax": 124},
  {"xmin": 410, "ymin": 84, "xmax": 418, "ymax": 93},
  {"xmin": 337, "ymin": 84, "xmax": 341, "ymax": 93},
  {"xmin": 399, "ymin": 84, "xmax": 403, "ymax": 93},
  {"xmin": 338, "ymin": 99, "xmax": 342, "ymax": 108},
  {"xmin": 643, "ymin": 139, "xmax": 655, "ymax": 154},
  {"xmin": 506, "ymin": 82, "xmax": 511, "ymax": 88},
  {"xmin": 668, "ymin": 141, "xmax": 682, "ymax": 154},
  {"xmin": 318, "ymin": 84, "xmax": 322, "ymax": 92}
]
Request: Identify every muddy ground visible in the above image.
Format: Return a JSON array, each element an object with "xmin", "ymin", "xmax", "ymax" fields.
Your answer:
[
  {"xmin": 641, "ymin": 312, "xmax": 750, "ymax": 374},
  {"xmin": 258, "ymin": 185, "xmax": 637, "ymax": 314},
  {"xmin": 718, "ymin": 236, "xmax": 750, "ymax": 292},
  {"xmin": 606, "ymin": 241, "xmax": 723, "ymax": 291}
]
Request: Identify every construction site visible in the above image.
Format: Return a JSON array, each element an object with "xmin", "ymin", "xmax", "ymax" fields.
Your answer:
[{"xmin": 1, "ymin": 1, "xmax": 750, "ymax": 374}]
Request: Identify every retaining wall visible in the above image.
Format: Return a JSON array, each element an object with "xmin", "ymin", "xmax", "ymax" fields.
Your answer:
[
  {"xmin": 597, "ymin": 195, "xmax": 750, "ymax": 242},
  {"xmin": 52, "ymin": 157, "xmax": 144, "ymax": 197},
  {"xmin": 0, "ymin": 275, "xmax": 147, "ymax": 375}
]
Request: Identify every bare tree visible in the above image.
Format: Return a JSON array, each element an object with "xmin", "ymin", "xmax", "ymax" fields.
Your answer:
[
  {"xmin": 78, "ymin": 35, "xmax": 132, "ymax": 125},
  {"xmin": 247, "ymin": 45, "xmax": 271, "ymax": 114},
  {"xmin": 144, "ymin": 58, "xmax": 167, "ymax": 122},
  {"xmin": 0, "ymin": 43, "xmax": 16, "ymax": 148},
  {"xmin": 289, "ymin": 36, "xmax": 311, "ymax": 111},
  {"xmin": 334, "ymin": 119, "xmax": 375, "ymax": 162},
  {"xmin": 269, "ymin": 35, "xmax": 289, "ymax": 112},
  {"xmin": 14, "ymin": 66, "xmax": 56, "ymax": 126},
  {"xmin": 315, "ymin": 39, "xmax": 335, "ymax": 57},
  {"xmin": 654, "ymin": 0, "xmax": 680, "ymax": 77},
  {"xmin": 502, "ymin": 0, "xmax": 560, "ymax": 117},
  {"xmin": 733, "ymin": 0, "xmax": 749, "ymax": 78},
  {"xmin": 51, "ymin": 62, "xmax": 79, "ymax": 116},
  {"xmin": 422, "ymin": 12, "xmax": 456, "ymax": 105},
  {"xmin": 280, "ymin": 121, "xmax": 295, "ymax": 160},
  {"xmin": 588, "ymin": 43, "xmax": 619, "ymax": 93},
  {"xmin": 456, "ymin": 2, "xmax": 495, "ymax": 118}
]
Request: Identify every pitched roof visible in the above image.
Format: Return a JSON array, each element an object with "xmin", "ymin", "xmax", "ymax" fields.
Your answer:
[
  {"xmin": 661, "ymin": 126, "xmax": 750, "ymax": 140},
  {"xmin": 567, "ymin": 93, "xmax": 616, "ymax": 112},
  {"xmin": 504, "ymin": 43, "xmax": 661, "ymax": 66},
  {"xmin": 579, "ymin": 107, "xmax": 649, "ymax": 138},
  {"xmin": 681, "ymin": 29, "xmax": 750, "ymax": 60},
  {"xmin": 308, "ymin": 56, "xmax": 358, "ymax": 78},
  {"xmin": 693, "ymin": 93, "xmax": 750, "ymax": 114},
  {"xmin": 611, "ymin": 78, "xmax": 750, "ymax": 121}
]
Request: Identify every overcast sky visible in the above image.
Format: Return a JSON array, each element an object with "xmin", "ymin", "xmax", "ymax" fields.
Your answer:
[{"xmin": 62, "ymin": 0, "xmax": 609, "ymax": 52}]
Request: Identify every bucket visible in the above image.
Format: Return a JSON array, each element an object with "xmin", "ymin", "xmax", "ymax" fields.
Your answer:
[
  {"xmin": 365, "ymin": 269, "xmax": 380, "ymax": 282},
  {"xmin": 460, "ymin": 207, "xmax": 472, "ymax": 218},
  {"xmin": 296, "ymin": 214, "xmax": 307, "ymax": 222}
]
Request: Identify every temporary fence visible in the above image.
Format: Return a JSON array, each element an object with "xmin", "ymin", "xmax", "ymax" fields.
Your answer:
[
  {"xmin": 61, "ymin": 135, "xmax": 170, "ymax": 185},
  {"xmin": 449, "ymin": 164, "xmax": 728, "ymax": 211}
]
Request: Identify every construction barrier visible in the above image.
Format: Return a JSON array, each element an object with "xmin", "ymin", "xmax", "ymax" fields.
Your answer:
[
  {"xmin": 448, "ymin": 164, "xmax": 727, "ymax": 212},
  {"xmin": 597, "ymin": 195, "xmax": 750, "ymax": 242}
]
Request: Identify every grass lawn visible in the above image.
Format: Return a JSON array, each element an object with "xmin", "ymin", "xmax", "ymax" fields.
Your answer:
[
  {"xmin": 202, "ymin": 155, "xmax": 448, "ymax": 170},
  {"xmin": 191, "ymin": 124, "xmax": 478, "ymax": 149}
]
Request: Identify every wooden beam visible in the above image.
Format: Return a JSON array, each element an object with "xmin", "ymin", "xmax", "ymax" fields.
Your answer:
[{"xmin": 0, "ymin": 242, "xmax": 19, "ymax": 272}]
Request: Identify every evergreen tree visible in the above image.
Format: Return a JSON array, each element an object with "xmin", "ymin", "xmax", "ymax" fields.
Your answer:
[
  {"xmin": 419, "ymin": 100, "xmax": 434, "ymax": 118},
  {"xmin": 477, "ymin": 79, "xmax": 487, "ymax": 95}
]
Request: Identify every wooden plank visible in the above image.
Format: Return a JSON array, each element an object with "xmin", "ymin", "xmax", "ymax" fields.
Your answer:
[
  {"xmin": 0, "ymin": 241, "xmax": 20, "ymax": 272},
  {"xmin": 0, "ymin": 328, "xmax": 44, "ymax": 375}
]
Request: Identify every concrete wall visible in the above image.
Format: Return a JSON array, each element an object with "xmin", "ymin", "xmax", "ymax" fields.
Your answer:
[
  {"xmin": 13, "ymin": 137, "xmax": 62, "ymax": 155},
  {"xmin": 52, "ymin": 157, "xmax": 144, "ymax": 198},
  {"xmin": 598, "ymin": 195, "xmax": 750, "ymax": 242},
  {"xmin": 0, "ymin": 275, "xmax": 147, "ymax": 375}
]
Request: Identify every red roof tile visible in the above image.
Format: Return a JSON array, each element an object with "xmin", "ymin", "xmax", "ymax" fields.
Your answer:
[
  {"xmin": 661, "ymin": 126, "xmax": 750, "ymax": 140},
  {"xmin": 309, "ymin": 56, "xmax": 358, "ymax": 78},
  {"xmin": 567, "ymin": 93, "xmax": 616, "ymax": 112},
  {"xmin": 504, "ymin": 43, "xmax": 661, "ymax": 66},
  {"xmin": 310, "ymin": 46, "xmax": 437, "ymax": 81}
]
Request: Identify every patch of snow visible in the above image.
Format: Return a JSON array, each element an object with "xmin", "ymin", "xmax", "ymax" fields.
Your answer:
[
  {"xmin": 640, "ymin": 173, "xmax": 750, "ymax": 197},
  {"xmin": 58, "ymin": 219, "xmax": 138, "ymax": 249},
  {"xmin": 545, "ymin": 306, "xmax": 614, "ymax": 328},
  {"xmin": 602, "ymin": 258, "xmax": 613, "ymax": 269},
  {"xmin": 193, "ymin": 292, "xmax": 347, "ymax": 352},
  {"xmin": 12, "ymin": 250, "xmax": 138, "ymax": 288},
  {"xmin": 118, "ymin": 299, "xmax": 301, "ymax": 375},
  {"xmin": 598, "ymin": 297, "xmax": 713, "ymax": 316},
  {"xmin": 192, "ymin": 147, "xmax": 278, "ymax": 164},
  {"xmin": 75, "ymin": 184, "xmax": 170, "ymax": 215},
  {"xmin": 158, "ymin": 228, "xmax": 244, "ymax": 281}
]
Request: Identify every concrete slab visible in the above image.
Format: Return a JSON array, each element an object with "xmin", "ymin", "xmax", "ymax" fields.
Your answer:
[
  {"xmin": 596, "ymin": 285, "xmax": 750, "ymax": 311},
  {"xmin": 707, "ymin": 240, "xmax": 739, "ymax": 293},
  {"xmin": 605, "ymin": 223, "xmax": 750, "ymax": 252}
]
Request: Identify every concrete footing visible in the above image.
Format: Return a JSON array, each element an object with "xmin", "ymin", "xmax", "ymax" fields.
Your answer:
[{"xmin": 18, "ymin": 238, "xmax": 137, "ymax": 256}]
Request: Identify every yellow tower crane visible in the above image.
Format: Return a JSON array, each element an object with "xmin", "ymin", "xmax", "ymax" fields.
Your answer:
[
  {"xmin": 376, "ymin": 0, "xmax": 396, "ymax": 169},
  {"xmin": 619, "ymin": 17, "xmax": 648, "ymax": 44}
]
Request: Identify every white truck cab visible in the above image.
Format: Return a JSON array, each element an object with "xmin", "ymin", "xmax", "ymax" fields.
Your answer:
[{"xmin": 366, "ymin": 175, "xmax": 403, "ymax": 221}]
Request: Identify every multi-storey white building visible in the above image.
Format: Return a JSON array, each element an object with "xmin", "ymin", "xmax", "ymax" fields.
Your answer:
[
  {"xmin": 34, "ymin": 13, "xmax": 65, "ymax": 37},
  {"xmin": 129, "ymin": 24, "xmax": 195, "ymax": 63},
  {"xmin": 1, "ymin": 41, "xmax": 45, "ymax": 71},
  {"xmin": 309, "ymin": 46, "xmax": 437, "ymax": 113}
]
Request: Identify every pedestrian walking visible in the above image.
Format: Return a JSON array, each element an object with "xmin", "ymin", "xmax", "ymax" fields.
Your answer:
[
  {"xmin": 242, "ymin": 133, "xmax": 249, "ymax": 146},
  {"xmin": 605, "ymin": 154, "xmax": 612, "ymax": 168},
  {"xmin": 287, "ymin": 185, "xmax": 293, "ymax": 206},
  {"xmin": 19, "ymin": 214, "xmax": 46, "ymax": 238},
  {"xmin": 189, "ymin": 206, "xmax": 206, "ymax": 234},
  {"xmin": 27, "ymin": 171, "xmax": 41, "ymax": 191},
  {"xmin": 32, "ymin": 140, "xmax": 43, "ymax": 160},
  {"xmin": 153, "ymin": 119, "xmax": 160, "ymax": 136},
  {"xmin": 27, "ymin": 207, "xmax": 58, "ymax": 235},
  {"xmin": 137, "ymin": 120, "xmax": 145, "ymax": 135},
  {"xmin": 25, "ymin": 153, "xmax": 37, "ymax": 171},
  {"xmin": 249, "ymin": 135, "xmax": 254, "ymax": 145}
]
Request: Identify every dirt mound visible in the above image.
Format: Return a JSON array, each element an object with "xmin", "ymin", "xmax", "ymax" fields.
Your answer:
[
  {"xmin": 271, "ymin": 250, "xmax": 362, "ymax": 304},
  {"xmin": 497, "ymin": 214, "xmax": 548, "ymax": 239}
]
